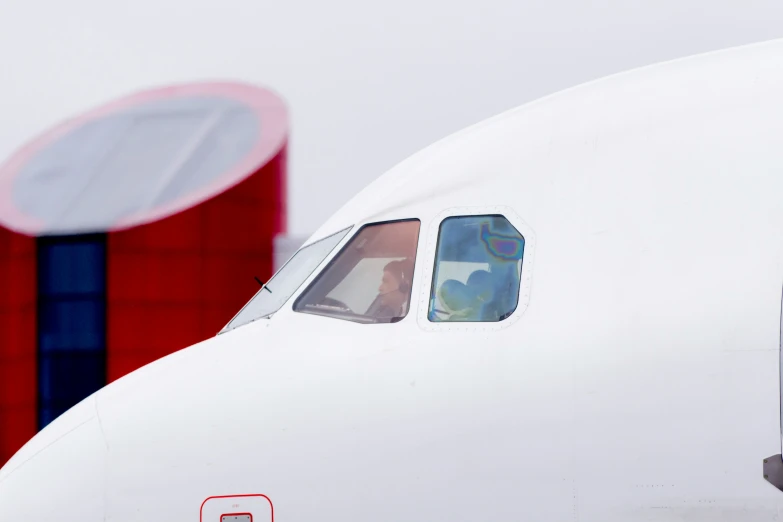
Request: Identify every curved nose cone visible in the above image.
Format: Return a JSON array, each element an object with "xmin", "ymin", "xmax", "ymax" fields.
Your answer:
[
  {"xmin": 0, "ymin": 318, "xmax": 540, "ymax": 521},
  {"xmin": 0, "ymin": 322, "xmax": 263, "ymax": 522},
  {"xmin": 0, "ymin": 395, "xmax": 108, "ymax": 520}
]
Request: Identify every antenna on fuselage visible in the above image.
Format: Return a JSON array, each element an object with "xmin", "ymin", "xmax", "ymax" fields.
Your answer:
[{"xmin": 254, "ymin": 276, "xmax": 272, "ymax": 293}]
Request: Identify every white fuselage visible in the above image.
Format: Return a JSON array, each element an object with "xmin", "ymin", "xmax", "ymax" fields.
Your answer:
[{"xmin": 3, "ymin": 39, "xmax": 783, "ymax": 521}]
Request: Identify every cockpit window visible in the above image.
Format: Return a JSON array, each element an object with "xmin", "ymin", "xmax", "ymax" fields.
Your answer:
[
  {"xmin": 221, "ymin": 227, "xmax": 352, "ymax": 332},
  {"xmin": 428, "ymin": 215, "xmax": 524, "ymax": 322},
  {"xmin": 293, "ymin": 220, "xmax": 420, "ymax": 324}
]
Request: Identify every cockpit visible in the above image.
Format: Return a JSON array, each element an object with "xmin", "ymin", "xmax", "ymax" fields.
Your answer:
[
  {"xmin": 221, "ymin": 213, "xmax": 525, "ymax": 332},
  {"xmin": 294, "ymin": 219, "xmax": 420, "ymax": 323}
]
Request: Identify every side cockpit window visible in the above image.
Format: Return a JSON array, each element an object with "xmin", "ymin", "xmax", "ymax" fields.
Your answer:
[
  {"xmin": 294, "ymin": 220, "xmax": 420, "ymax": 324},
  {"xmin": 429, "ymin": 215, "xmax": 524, "ymax": 322}
]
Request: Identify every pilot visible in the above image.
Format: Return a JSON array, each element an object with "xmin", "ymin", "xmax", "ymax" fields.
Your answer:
[{"xmin": 366, "ymin": 259, "xmax": 413, "ymax": 320}]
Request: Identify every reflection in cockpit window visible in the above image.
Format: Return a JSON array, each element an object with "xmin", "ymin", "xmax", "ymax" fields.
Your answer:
[
  {"xmin": 429, "ymin": 215, "xmax": 524, "ymax": 322},
  {"xmin": 293, "ymin": 220, "xmax": 420, "ymax": 324},
  {"xmin": 221, "ymin": 227, "xmax": 352, "ymax": 332}
]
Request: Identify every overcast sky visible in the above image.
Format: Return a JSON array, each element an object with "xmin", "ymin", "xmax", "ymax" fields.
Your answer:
[{"xmin": 1, "ymin": 0, "xmax": 783, "ymax": 236}]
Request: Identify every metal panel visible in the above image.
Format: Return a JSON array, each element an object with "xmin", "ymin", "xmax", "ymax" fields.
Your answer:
[
  {"xmin": 222, "ymin": 515, "xmax": 252, "ymax": 522},
  {"xmin": 200, "ymin": 494, "xmax": 272, "ymax": 522}
]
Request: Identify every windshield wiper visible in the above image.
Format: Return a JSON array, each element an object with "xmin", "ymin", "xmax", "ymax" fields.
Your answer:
[{"xmin": 254, "ymin": 276, "xmax": 272, "ymax": 293}]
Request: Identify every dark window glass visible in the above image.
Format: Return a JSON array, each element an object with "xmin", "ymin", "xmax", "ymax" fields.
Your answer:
[{"xmin": 37, "ymin": 234, "xmax": 106, "ymax": 429}]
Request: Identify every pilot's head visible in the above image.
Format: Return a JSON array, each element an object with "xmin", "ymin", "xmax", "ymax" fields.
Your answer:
[{"xmin": 379, "ymin": 259, "xmax": 412, "ymax": 296}]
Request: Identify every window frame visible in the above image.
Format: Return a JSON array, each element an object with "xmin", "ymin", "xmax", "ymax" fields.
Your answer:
[
  {"xmin": 292, "ymin": 218, "xmax": 422, "ymax": 325},
  {"xmin": 415, "ymin": 206, "xmax": 536, "ymax": 332}
]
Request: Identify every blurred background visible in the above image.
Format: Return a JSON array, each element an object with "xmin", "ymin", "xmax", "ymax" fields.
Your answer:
[{"xmin": 2, "ymin": 0, "xmax": 783, "ymax": 466}]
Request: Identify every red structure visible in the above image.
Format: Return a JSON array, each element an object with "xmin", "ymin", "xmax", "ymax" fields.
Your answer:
[
  {"xmin": 0, "ymin": 228, "xmax": 36, "ymax": 468},
  {"xmin": 0, "ymin": 82, "xmax": 288, "ymax": 466}
]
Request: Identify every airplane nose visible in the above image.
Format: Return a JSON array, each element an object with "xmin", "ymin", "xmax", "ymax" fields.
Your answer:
[
  {"xmin": 0, "ymin": 395, "xmax": 108, "ymax": 521},
  {"xmin": 0, "ymin": 326, "xmax": 245, "ymax": 522}
]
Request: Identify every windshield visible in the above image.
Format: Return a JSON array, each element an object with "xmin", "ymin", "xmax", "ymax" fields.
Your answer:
[
  {"xmin": 221, "ymin": 227, "xmax": 352, "ymax": 332},
  {"xmin": 293, "ymin": 219, "xmax": 420, "ymax": 324}
]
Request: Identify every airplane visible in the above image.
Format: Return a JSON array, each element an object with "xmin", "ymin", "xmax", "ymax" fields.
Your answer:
[{"xmin": 3, "ymin": 37, "xmax": 783, "ymax": 522}]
